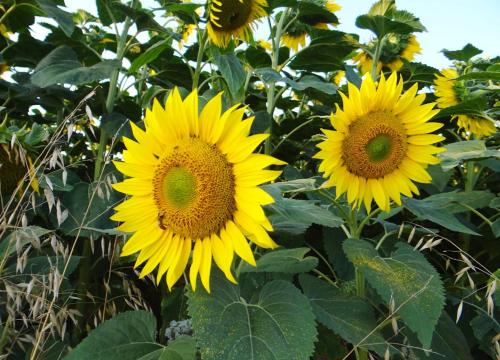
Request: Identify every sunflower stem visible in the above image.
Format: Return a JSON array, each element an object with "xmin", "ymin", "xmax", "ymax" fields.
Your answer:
[
  {"xmin": 265, "ymin": 9, "xmax": 289, "ymax": 154},
  {"xmin": 76, "ymin": 14, "xmax": 132, "ymax": 342},
  {"xmin": 192, "ymin": 29, "xmax": 208, "ymax": 91},
  {"xmin": 370, "ymin": 36, "xmax": 385, "ymax": 79}
]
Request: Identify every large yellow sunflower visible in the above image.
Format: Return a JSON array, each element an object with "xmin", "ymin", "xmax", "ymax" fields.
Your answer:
[
  {"xmin": 112, "ymin": 89, "xmax": 284, "ymax": 292},
  {"xmin": 354, "ymin": 35, "xmax": 422, "ymax": 74},
  {"xmin": 207, "ymin": 0, "xmax": 267, "ymax": 48},
  {"xmin": 434, "ymin": 68, "xmax": 497, "ymax": 138},
  {"xmin": 315, "ymin": 72, "xmax": 445, "ymax": 212}
]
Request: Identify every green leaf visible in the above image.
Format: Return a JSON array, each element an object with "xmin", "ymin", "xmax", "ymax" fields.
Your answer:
[
  {"xmin": 438, "ymin": 140, "xmax": 500, "ymax": 171},
  {"xmin": 129, "ymin": 40, "xmax": 172, "ymax": 74},
  {"xmin": 289, "ymin": 32, "xmax": 356, "ymax": 72},
  {"xmin": 241, "ymin": 247, "xmax": 318, "ymax": 273},
  {"xmin": 297, "ymin": 2, "xmax": 339, "ymax": 26},
  {"xmin": 299, "ymin": 274, "xmax": 390, "ymax": 356},
  {"xmin": 420, "ymin": 190, "xmax": 494, "ymax": 214},
  {"xmin": 255, "ymin": 68, "xmax": 336, "ymax": 94},
  {"xmin": 212, "ymin": 51, "xmax": 247, "ymax": 100},
  {"xmin": 101, "ymin": 112, "xmax": 131, "ymax": 139},
  {"xmin": 55, "ymin": 181, "xmax": 123, "ymax": 237},
  {"xmin": 470, "ymin": 311, "xmax": 500, "ymax": 358},
  {"xmin": 266, "ymin": 197, "xmax": 343, "ymax": 231},
  {"xmin": 64, "ymin": 311, "xmax": 162, "ymax": 360},
  {"xmin": 35, "ymin": 0, "xmax": 74, "ymax": 37},
  {"xmin": 403, "ymin": 197, "xmax": 479, "ymax": 235},
  {"xmin": 245, "ymin": 47, "xmax": 272, "ymax": 68},
  {"xmin": 434, "ymin": 97, "xmax": 488, "ymax": 119},
  {"xmin": 343, "ymin": 239, "xmax": 445, "ymax": 348},
  {"xmin": 0, "ymin": 226, "xmax": 52, "ymax": 258},
  {"xmin": 31, "ymin": 46, "xmax": 120, "ymax": 87},
  {"xmin": 443, "ymin": 43, "xmax": 482, "ymax": 62},
  {"xmin": 6, "ymin": 256, "xmax": 81, "ymax": 282},
  {"xmin": 188, "ymin": 271, "xmax": 317, "ymax": 360},
  {"xmin": 457, "ymin": 71, "xmax": 500, "ymax": 81},
  {"xmin": 424, "ymin": 312, "xmax": 473, "ymax": 360},
  {"xmin": 96, "ymin": 0, "xmax": 126, "ymax": 26},
  {"xmin": 139, "ymin": 337, "xmax": 197, "ymax": 360},
  {"xmin": 355, "ymin": 11, "xmax": 425, "ymax": 38}
]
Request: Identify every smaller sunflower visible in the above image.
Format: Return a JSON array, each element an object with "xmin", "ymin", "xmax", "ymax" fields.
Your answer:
[
  {"xmin": 281, "ymin": 31, "xmax": 307, "ymax": 52},
  {"xmin": 315, "ymin": 72, "xmax": 445, "ymax": 212},
  {"xmin": 354, "ymin": 34, "xmax": 422, "ymax": 74},
  {"xmin": 178, "ymin": 24, "xmax": 196, "ymax": 49},
  {"xmin": 332, "ymin": 70, "xmax": 345, "ymax": 86},
  {"xmin": 434, "ymin": 68, "xmax": 497, "ymax": 138},
  {"xmin": 207, "ymin": 0, "xmax": 267, "ymax": 48}
]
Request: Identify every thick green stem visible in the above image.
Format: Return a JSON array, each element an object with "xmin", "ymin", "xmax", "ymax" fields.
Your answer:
[
  {"xmin": 75, "ymin": 16, "xmax": 132, "ymax": 341},
  {"xmin": 370, "ymin": 36, "xmax": 385, "ymax": 79},
  {"xmin": 192, "ymin": 29, "xmax": 208, "ymax": 91},
  {"xmin": 264, "ymin": 10, "xmax": 288, "ymax": 155}
]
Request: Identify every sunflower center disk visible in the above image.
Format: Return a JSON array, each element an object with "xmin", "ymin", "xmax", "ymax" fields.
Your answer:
[
  {"xmin": 153, "ymin": 138, "xmax": 236, "ymax": 240},
  {"xmin": 211, "ymin": 0, "xmax": 253, "ymax": 31},
  {"xmin": 342, "ymin": 111, "xmax": 407, "ymax": 179}
]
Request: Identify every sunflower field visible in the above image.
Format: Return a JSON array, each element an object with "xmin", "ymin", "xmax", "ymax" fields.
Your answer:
[{"xmin": 0, "ymin": 0, "xmax": 499, "ymax": 358}]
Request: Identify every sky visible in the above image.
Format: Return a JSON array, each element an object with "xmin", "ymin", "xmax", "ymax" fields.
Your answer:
[{"xmin": 61, "ymin": 0, "xmax": 499, "ymax": 69}]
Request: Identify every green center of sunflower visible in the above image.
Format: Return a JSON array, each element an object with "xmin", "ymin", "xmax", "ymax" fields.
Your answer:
[
  {"xmin": 153, "ymin": 138, "xmax": 236, "ymax": 240},
  {"xmin": 366, "ymin": 134, "xmax": 392, "ymax": 162},
  {"xmin": 210, "ymin": 0, "xmax": 253, "ymax": 31},
  {"xmin": 162, "ymin": 167, "xmax": 196, "ymax": 209},
  {"xmin": 342, "ymin": 111, "xmax": 407, "ymax": 179}
]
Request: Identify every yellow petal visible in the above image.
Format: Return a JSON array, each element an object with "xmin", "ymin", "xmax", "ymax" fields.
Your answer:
[
  {"xmin": 224, "ymin": 221, "xmax": 256, "ymax": 266},
  {"xmin": 167, "ymin": 238, "xmax": 191, "ymax": 290},
  {"xmin": 211, "ymin": 233, "xmax": 236, "ymax": 284},
  {"xmin": 189, "ymin": 239, "xmax": 203, "ymax": 291},
  {"xmin": 199, "ymin": 237, "xmax": 212, "ymax": 293}
]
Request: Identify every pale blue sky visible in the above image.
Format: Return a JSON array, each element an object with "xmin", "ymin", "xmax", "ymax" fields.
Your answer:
[{"xmin": 64, "ymin": 0, "xmax": 499, "ymax": 69}]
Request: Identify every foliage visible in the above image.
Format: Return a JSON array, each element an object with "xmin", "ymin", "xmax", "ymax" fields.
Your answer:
[{"xmin": 0, "ymin": 0, "xmax": 498, "ymax": 359}]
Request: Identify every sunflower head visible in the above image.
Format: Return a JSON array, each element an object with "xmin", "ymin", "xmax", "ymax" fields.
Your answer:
[
  {"xmin": 207, "ymin": 0, "xmax": 268, "ymax": 48},
  {"xmin": 315, "ymin": 72, "xmax": 445, "ymax": 212},
  {"xmin": 281, "ymin": 25, "xmax": 307, "ymax": 53},
  {"xmin": 434, "ymin": 68, "xmax": 497, "ymax": 138},
  {"xmin": 112, "ymin": 89, "xmax": 285, "ymax": 292},
  {"xmin": 332, "ymin": 70, "xmax": 345, "ymax": 86},
  {"xmin": 354, "ymin": 34, "xmax": 422, "ymax": 74}
]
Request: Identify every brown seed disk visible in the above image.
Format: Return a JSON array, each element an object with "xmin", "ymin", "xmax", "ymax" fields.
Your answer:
[
  {"xmin": 342, "ymin": 111, "xmax": 407, "ymax": 179},
  {"xmin": 152, "ymin": 138, "xmax": 236, "ymax": 240},
  {"xmin": 210, "ymin": 0, "xmax": 253, "ymax": 31}
]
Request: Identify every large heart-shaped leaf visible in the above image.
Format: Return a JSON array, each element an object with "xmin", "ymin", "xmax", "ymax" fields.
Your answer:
[
  {"xmin": 299, "ymin": 274, "xmax": 390, "ymax": 356},
  {"xmin": 188, "ymin": 271, "xmax": 317, "ymax": 360},
  {"xmin": 343, "ymin": 240, "xmax": 445, "ymax": 348}
]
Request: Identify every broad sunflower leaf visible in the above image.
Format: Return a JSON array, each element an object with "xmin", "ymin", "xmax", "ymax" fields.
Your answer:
[
  {"xmin": 240, "ymin": 247, "xmax": 318, "ymax": 273},
  {"xmin": 129, "ymin": 39, "xmax": 173, "ymax": 74},
  {"xmin": 297, "ymin": 2, "xmax": 339, "ymax": 27},
  {"xmin": 470, "ymin": 311, "xmax": 500, "ymax": 358},
  {"xmin": 421, "ymin": 312, "xmax": 473, "ymax": 360},
  {"xmin": 343, "ymin": 239, "xmax": 445, "ymax": 348},
  {"xmin": 457, "ymin": 71, "xmax": 500, "ymax": 81},
  {"xmin": 31, "ymin": 46, "xmax": 120, "ymax": 88},
  {"xmin": 403, "ymin": 197, "xmax": 479, "ymax": 235},
  {"xmin": 438, "ymin": 140, "xmax": 500, "ymax": 171},
  {"xmin": 299, "ymin": 274, "xmax": 390, "ymax": 356},
  {"xmin": 65, "ymin": 311, "xmax": 190, "ymax": 360},
  {"xmin": 35, "ymin": 0, "xmax": 74, "ymax": 37},
  {"xmin": 188, "ymin": 271, "xmax": 317, "ymax": 360},
  {"xmin": 419, "ymin": 190, "xmax": 494, "ymax": 214},
  {"xmin": 355, "ymin": 10, "xmax": 425, "ymax": 38},
  {"xmin": 212, "ymin": 50, "xmax": 247, "ymax": 100},
  {"xmin": 442, "ymin": 43, "xmax": 483, "ymax": 62},
  {"xmin": 434, "ymin": 97, "xmax": 488, "ymax": 119},
  {"xmin": 289, "ymin": 31, "xmax": 357, "ymax": 72}
]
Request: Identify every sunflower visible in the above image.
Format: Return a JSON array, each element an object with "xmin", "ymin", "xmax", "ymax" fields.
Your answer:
[
  {"xmin": 178, "ymin": 24, "xmax": 196, "ymax": 49},
  {"xmin": 207, "ymin": 0, "xmax": 267, "ymax": 48},
  {"xmin": 434, "ymin": 68, "xmax": 497, "ymax": 138},
  {"xmin": 111, "ymin": 89, "xmax": 284, "ymax": 292},
  {"xmin": 281, "ymin": 31, "xmax": 307, "ymax": 52},
  {"xmin": 315, "ymin": 72, "xmax": 445, "ymax": 212},
  {"xmin": 332, "ymin": 70, "xmax": 345, "ymax": 86},
  {"xmin": 354, "ymin": 34, "xmax": 422, "ymax": 74}
]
